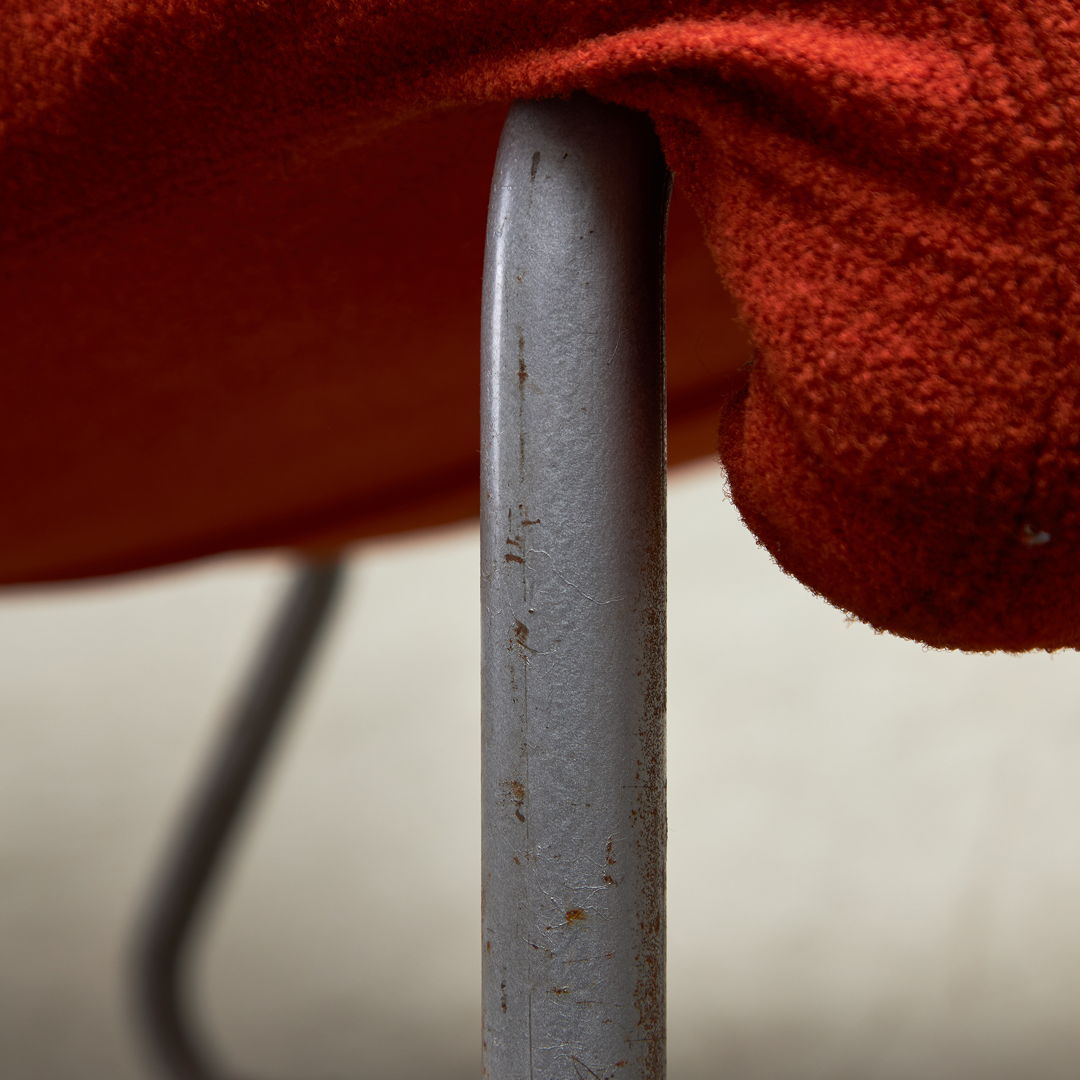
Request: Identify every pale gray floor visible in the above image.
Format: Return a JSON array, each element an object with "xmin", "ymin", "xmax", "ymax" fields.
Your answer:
[{"xmin": 4, "ymin": 462, "xmax": 1080, "ymax": 1079}]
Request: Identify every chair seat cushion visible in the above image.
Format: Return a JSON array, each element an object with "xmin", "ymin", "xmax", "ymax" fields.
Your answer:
[{"xmin": 3, "ymin": 1, "xmax": 1078, "ymax": 651}]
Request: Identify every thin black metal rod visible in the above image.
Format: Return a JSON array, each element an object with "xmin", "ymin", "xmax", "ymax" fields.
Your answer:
[{"xmin": 131, "ymin": 559, "xmax": 346, "ymax": 1080}]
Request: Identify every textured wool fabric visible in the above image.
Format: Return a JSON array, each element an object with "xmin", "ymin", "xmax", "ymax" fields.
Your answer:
[{"xmin": 2, "ymin": 1, "xmax": 1079, "ymax": 652}]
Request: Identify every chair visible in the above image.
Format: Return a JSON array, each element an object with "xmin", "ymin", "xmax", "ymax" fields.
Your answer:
[{"xmin": 5, "ymin": 5, "xmax": 1078, "ymax": 1077}]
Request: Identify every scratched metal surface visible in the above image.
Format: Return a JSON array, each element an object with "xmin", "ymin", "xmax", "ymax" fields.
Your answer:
[{"xmin": 480, "ymin": 96, "xmax": 670, "ymax": 1080}]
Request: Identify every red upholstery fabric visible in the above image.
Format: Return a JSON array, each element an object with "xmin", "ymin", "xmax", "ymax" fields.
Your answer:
[{"xmin": 3, "ymin": 2, "xmax": 1078, "ymax": 652}]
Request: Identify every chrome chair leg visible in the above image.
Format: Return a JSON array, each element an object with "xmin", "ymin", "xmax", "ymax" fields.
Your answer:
[{"xmin": 481, "ymin": 95, "xmax": 670, "ymax": 1080}]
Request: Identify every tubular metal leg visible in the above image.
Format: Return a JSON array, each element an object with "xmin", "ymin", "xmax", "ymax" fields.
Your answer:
[
  {"xmin": 131, "ymin": 559, "xmax": 345, "ymax": 1080},
  {"xmin": 481, "ymin": 96, "xmax": 670, "ymax": 1080}
]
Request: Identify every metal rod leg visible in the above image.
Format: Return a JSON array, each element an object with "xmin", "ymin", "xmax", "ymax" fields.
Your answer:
[
  {"xmin": 131, "ymin": 559, "xmax": 345, "ymax": 1080},
  {"xmin": 481, "ymin": 96, "xmax": 670, "ymax": 1080}
]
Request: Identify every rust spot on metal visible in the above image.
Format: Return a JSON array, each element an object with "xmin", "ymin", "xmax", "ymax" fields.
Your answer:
[
  {"xmin": 485, "ymin": 940, "xmax": 492, "ymax": 953},
  {"xmin": 505, "ymin": 552, "xmax": 525, "ymax": 564},
  {"xmin": 603, "ymin": 874, "xmax": 617, "ymax": 886},
  {"xmin": 508, "ymin": 618, "xmax": 533, "ymax": 661},
  {"xmin": 504, "ymin": 779, "xmax": 526, "ymax": 823},
  {"xmin": 565, "ymin": 908, "xmax": 587, "ymax": 923},
  {"xmin": 606, "ymin": 839, "xmax": 616, "ymax": 865},
  {"xmin": 512, "ymin": 856, "xmax": 521, "ymax": 865},
  {"xmin": 551, "ymin": 986, "xmax": 570, "ymax": 995},
  {"xmin": 521, "ymin": 518, "xmax": 541, "ymax": 526}
]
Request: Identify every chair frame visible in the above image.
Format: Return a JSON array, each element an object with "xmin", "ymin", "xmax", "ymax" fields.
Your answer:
[{"xmin": 132, "ymin": 94, "xmax": 671, "ymax": 1080}]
